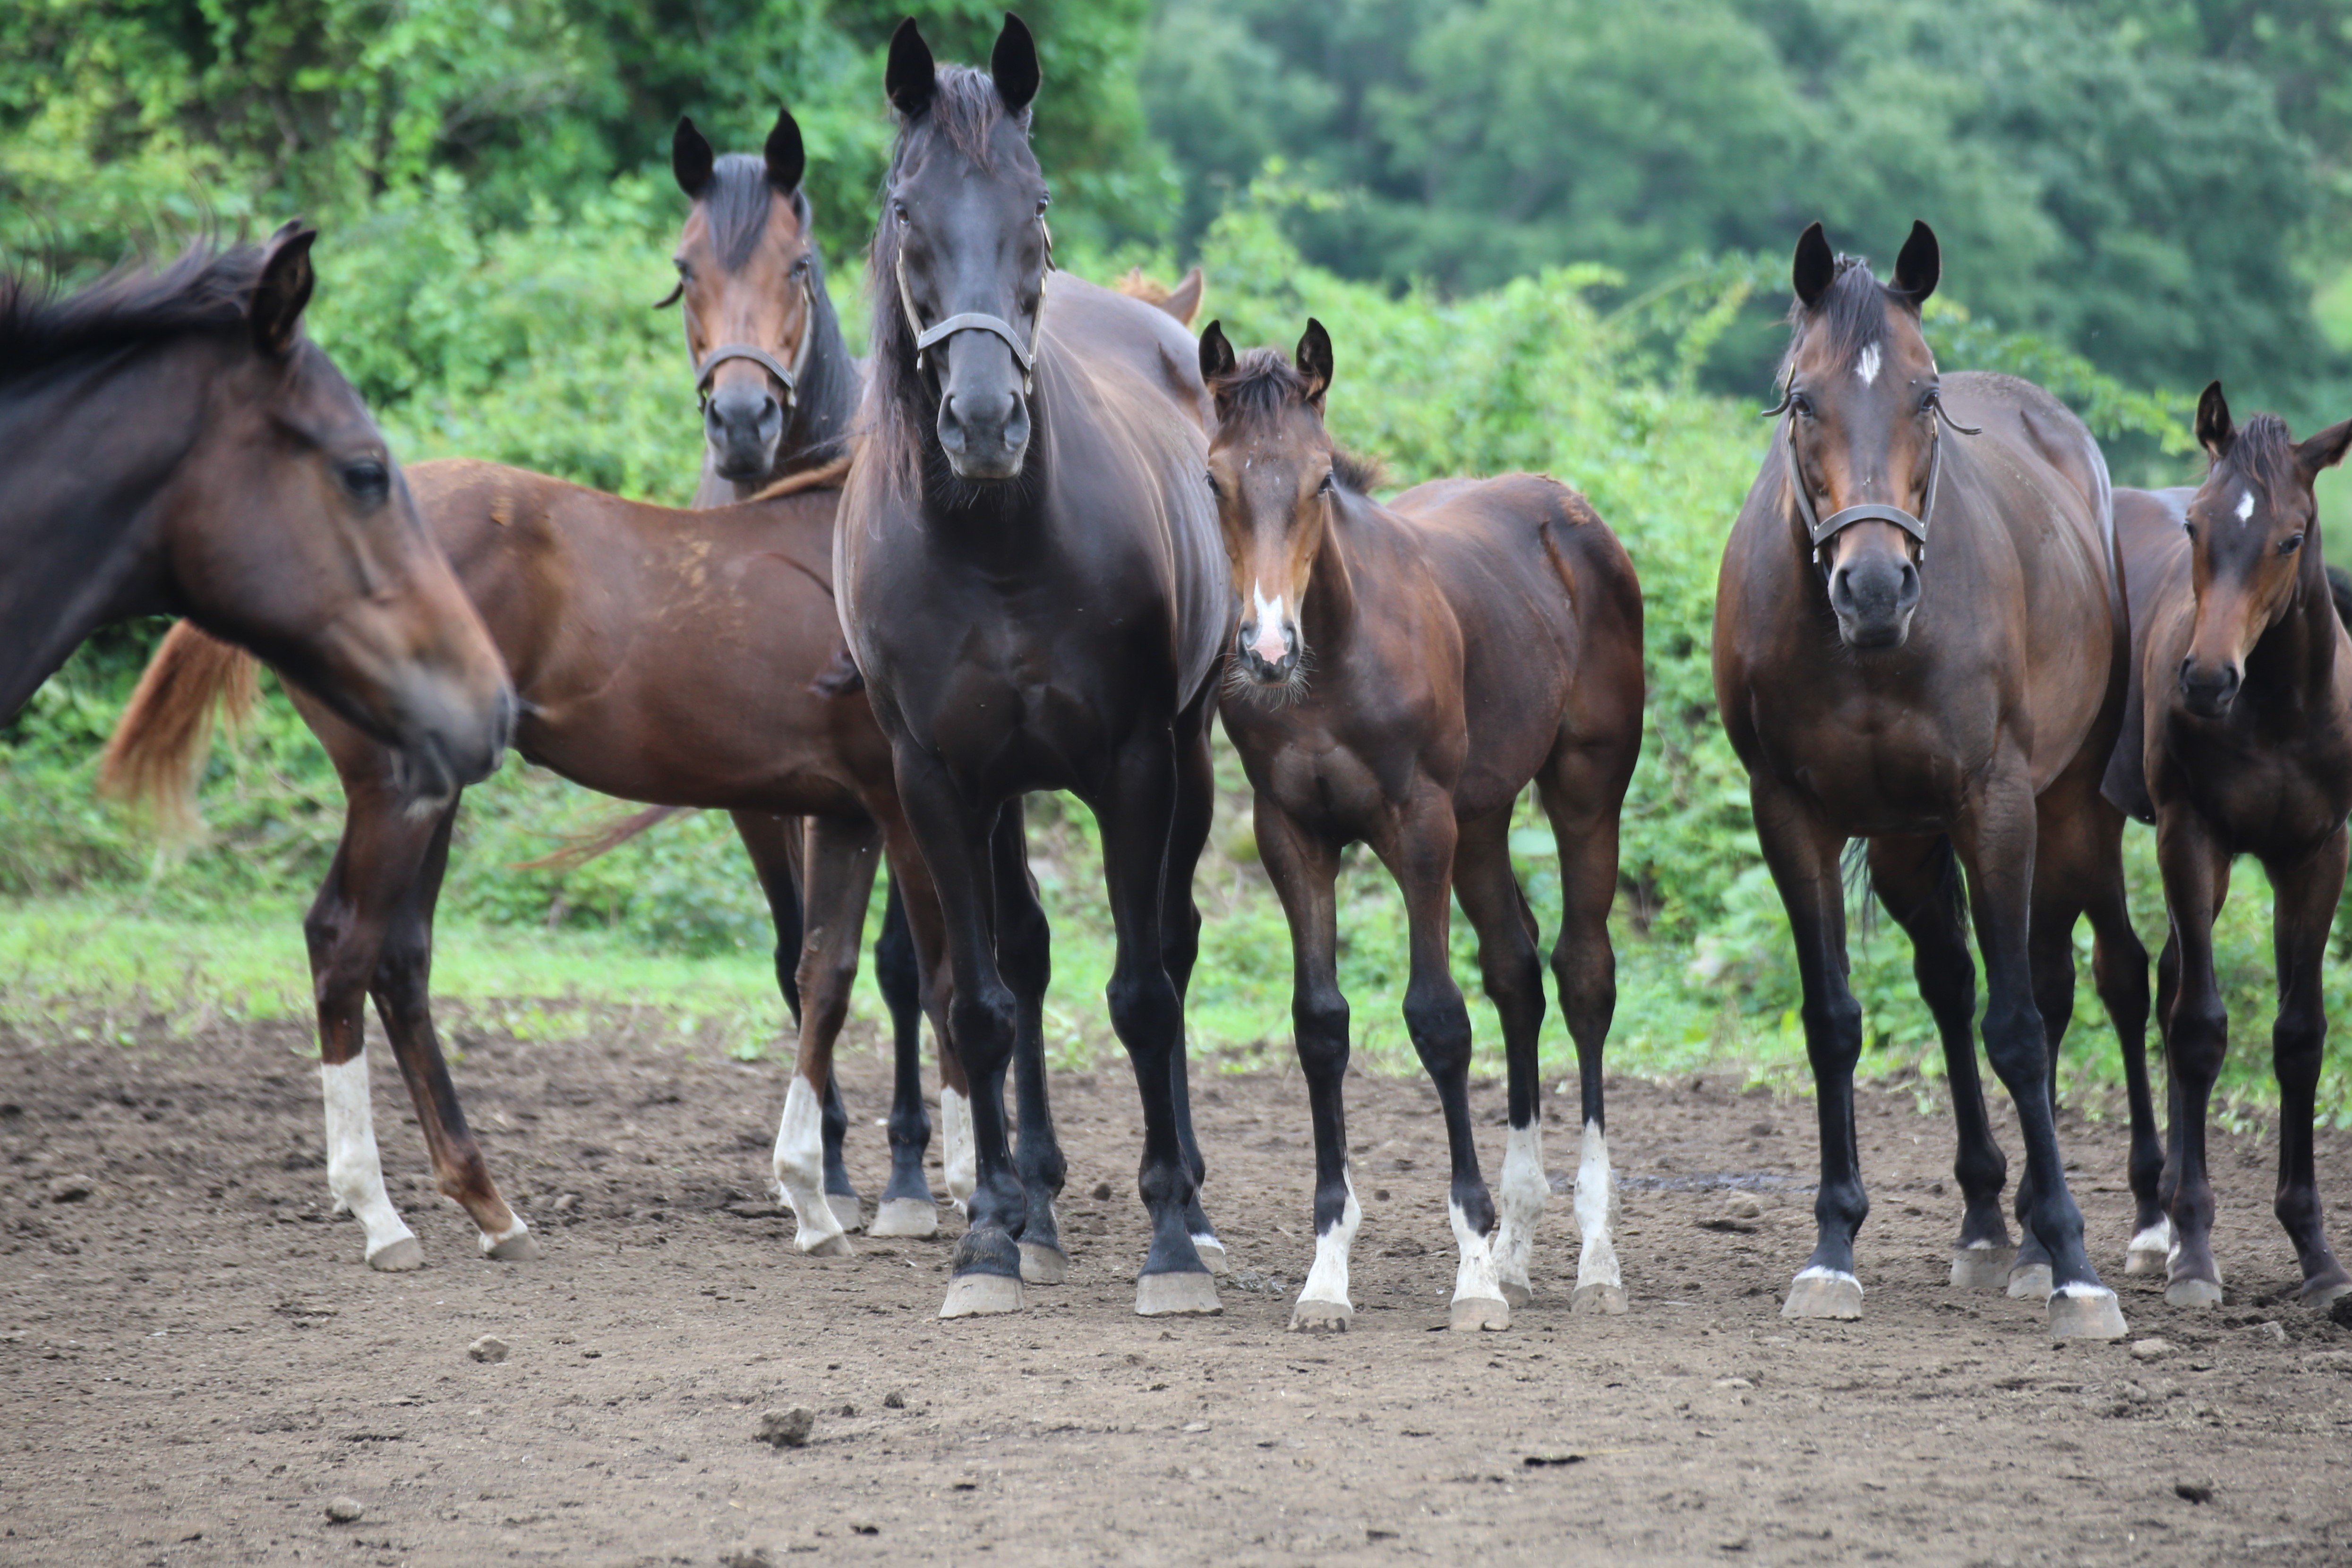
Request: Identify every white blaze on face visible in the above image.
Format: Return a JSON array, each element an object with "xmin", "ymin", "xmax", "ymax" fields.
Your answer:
[
  {"xmin": 320, "ymin": 1051, "xmax": 417, "ymax": 1265},
  {"xmin": 772, "ymin": 1074, "xmax": 846, "ymax": 1253},
  {"xmin": 1249, "ymin": 580, "xmax": 1288, "ymax": 665},
  {"xmin": 938, "ymin": 1082, "xmax": 976, "ymax": 1215},
  {"xmin": 1856, "ymin": 343, "xmax": 1882, "ymax": 387},
  {"xmin": 2236, "ymin": 489, "xmax": 2256, "ymax": 521},
  {"xmin": 1573, "ymin": 1119, "xmax": 1620, "ymax": 1297},
  {"xmin": 1296, "ymin": 1168, "xmax": 1362, "ymax": 1312},
  {"xmin": 1495, "ymin": 1119, "xmax": 1548, "ymax": 1296}
]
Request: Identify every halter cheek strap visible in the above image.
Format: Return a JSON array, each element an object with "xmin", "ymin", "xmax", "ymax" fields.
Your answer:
[
  {"xmin": 693, "ymin": 268, "xmax": 820, "ymax": 411},
  {"xmin": 894, "ymin": 217, "xmax": 1053, "ymax": 396},
  {"xmin": 1768, "ymin": 394, "xmax": 1980, "ymax": 567}
]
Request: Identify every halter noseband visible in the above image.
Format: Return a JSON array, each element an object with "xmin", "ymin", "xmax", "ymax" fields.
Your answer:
[
  {"xmin": 1765, "ymin": 386, "xmax": 1979, "ymax": 567},
  {"xmin": 894, "ymin": 216, "xmax": 1053, "ymax": 396},
  {"xmin": 693, "ymin": 266, "xmax": 820, "ymax": 412}
]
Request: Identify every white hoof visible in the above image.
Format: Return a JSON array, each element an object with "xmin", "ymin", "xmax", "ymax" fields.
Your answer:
[
  {"xmin": 1783, "ymin": 1269, "xmax": 1862, "ymax": 1320},
  {"xmin": 826, "ymin": 1194, "xmax": 863, "ymax": 1233},
  {"xmin": 1949, "ymin": 1243, "xmax": 2015, "ymax": 1291},
  {"xmin": 2049, "ymin": 1285, "xmax": 2128, "ymax": 1341},
  {"xmin": 1193, "ymin": 1236, "xmax": 1232, "ymax": 1277},
  {"xmin": 940, "ymin": 1272, "xmax": 1024, "ymax": 1318},
  {"xmin": 799, "ymin": 1231, "xmax": 855, "ymax": 1259},
  {"xmin": 366, "ymin": 1237, "xmax": 425, "ymax": 1272},
  {"xmin": 2125, "ymin": 1219, "xmax": 2173, "ymax": 1276},
  {"xmin": 2164, "ymin": 1276, "xmax": 2224, "ymax": 1309},
  {"xmin": 1571, "ymin": 1281, "xmax": 1627, "ymax": 1316},
  {"xmin": 2007, "ymin": 1263, "xmax": 2053, "ymax": 1300},
  {"xmin": 1499, "ymin": 1280, "xmax": 1532, "ymax": 1310},
  {"xmin": 482, "ymin": 1228, "xmax": 542, "ymax": 1262},
  {"xmin": 1450, "ymin": 1296, "xmax": 1511, "ymax": 1332},
  {"xmin": 1290, "ymin": 1297, "xmax": 1352, "ymax": 1332},
  {"xmin": 1136, "ymin": 1271, "xmax": 1222, "ymax": 1316},
  {"xmin": 1018, "ymin": 1242, "xmax": 1069, "ymax": 1285},
  {"xmin": 870, "ymin": 1198, "xmax": 939, "ymax": 1238}
]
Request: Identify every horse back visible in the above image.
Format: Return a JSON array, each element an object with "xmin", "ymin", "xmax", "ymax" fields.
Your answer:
[{"xmin": 1042, "ymin": 272, "xmax": 1214, "ymax": 433}]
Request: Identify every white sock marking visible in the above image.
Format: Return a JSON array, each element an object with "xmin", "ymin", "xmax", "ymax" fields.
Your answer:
[
  {"xmin": 1296, "ymin": 1169, "xmax": 1360, "ymax": 1312},
  {"xmin": 939, "ymin": 1083, "xmax": 976, "ymax": 1216},
  {"xmin": 1856, "ymin": 344, "xmax": 1881, "ymax": 387},
  {"xmin": 1248, "ymin": 580, "xmax": 1288, "ymax": 665},
  {"xmin": 2053, "ymin": 1281, "xmax": 2115, "ymax": 1299},
  {"xmin": 2236, "ymin": 489, "xmax": 2255, "ymax": 521},
  {"xmin": 1496, "ymin": 1119, "xmax": 1547, "ymax": 1295},
  {"xmin": 1448, "ymin": 1197, "xmax": 1505, "ymax": 1307},
  {"xmin": 773, "ymin": 1074, "xmax": 847, "ymax": 1253},
  {"xmin": 1572, "ymin": 1119, "xmax": 1620, "ymax": 1297},
  {"xmin": 321, "ymin": 1052, "xmax": 417, "ymax": 1264},
  {"xmin": 2128, "ymin": 1217, "xmax": 2174, "ymax": 1257},
  {"xmin": 1794, "ymin": 1264, "xmax": 1861, "ymax": 1290},
  {"xmin": 479, "ymin": 1215, "xmax": 531, "ymax": 1253}
]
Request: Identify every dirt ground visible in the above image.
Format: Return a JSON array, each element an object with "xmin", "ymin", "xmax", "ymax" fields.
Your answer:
[{"xmin": 5, "ymin": 1011, "xmax": 2351, "ymax": 1568}]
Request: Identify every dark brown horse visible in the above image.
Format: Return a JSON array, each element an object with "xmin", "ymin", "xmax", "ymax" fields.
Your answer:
[
  {"xmin": 3, "ymin": 228, "xmax": 510, "ymax": 787},
  {"xmin": 2104, "ymin": 386, "xmax": 2352, "ymax": 1309},
  {"xmin": 1199, "ymin": 321, "xmax": 1643, "ymax": 1332},
  {"xmin": 107, "ymin": 462, "xmax": 962, "ymax": 1270},
  {"xmin": 1713, "ymin": 222, "xmax": 2140, "ymax": 1340},
  {"xmin": 839, "ymin": 17, "xmax": 1231, "ymax": 1318}
]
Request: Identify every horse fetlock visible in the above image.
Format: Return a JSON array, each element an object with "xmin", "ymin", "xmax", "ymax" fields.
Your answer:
[
  {"xmin": 772, "ymin": 1076, "xmax": 849, "ymax": 1255},
  {"xmin": 1448, "ymin": 1196, "xmax": 1507, "ymax": 1323},
  {"xmin": 937, "ymin": 1086, "xmax": 976, "ymax": 1214},
  {"xmin": 319, "ymin": 1052, "xmax": 417, "ymax": 1263}
]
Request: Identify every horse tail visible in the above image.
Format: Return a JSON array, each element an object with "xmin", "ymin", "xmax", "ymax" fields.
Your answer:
[
  {"xmin": 2328, "ymin": 564, "xmax": 2352, "ymax": 633},
  {"xmin": 98, "ymin": 621, "xmax": 260, "ymax": 838},
  {"xmin": 511, "ymin": 804, "xmax": 691, "ymax": 873}
]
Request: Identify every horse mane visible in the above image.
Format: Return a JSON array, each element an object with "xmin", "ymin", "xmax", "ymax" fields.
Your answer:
[
  {"xmin": 1779, "ymin": 255, "xmax": 1920, "ymax": 384},
  {"xmin": 1213, "ymin": 348, "xmax": 1385, "ymax": 494},
  {"xmin": 747, "ymin": 453, "xmax": 852, "ymax": 501},
  {"xmin": 863, "ymin": 64, "xmax": 1036, "ymax": 494},
  {"xmin": 0, "ymin": 242, "xmax": 267, "ymax": 387},
  {"xmin": 701, "ymin": 153, "xmax": 804, "ymax": 272},
  {"xmin": 2221, "ymin": 412, "xmax": 2300, "ymax": 500}
]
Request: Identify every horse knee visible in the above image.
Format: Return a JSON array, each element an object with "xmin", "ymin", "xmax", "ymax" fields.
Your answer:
[
  {"xmin": 950, "ymin": 985, "xmax": 1019, "ymax": 1075},
  {"xmin": 2170, "ymin": 993, "xmax": 2229, "ymax": 1082},
  {"xmin": 2272, "ymin": 1006, "xmax": 2326, "ymax": 1089},
  {"xmin": 1106, "ymin": 970, "xmax": 1180, "ymax": 1053},
  {"xmin": 1402, "ymin": 984, "xmax": 1473, "ymax": 1077},
  {"xmin": 1293, "ymin": 989, "xmax": 1350, "ymax": 1078},
  {"xmin": 1978, "ymin": 997, "xmax": 2051, "ymax": 1084},
  {"xmin": 1802, "ymin": 993, "xmax": 1865, "ymax": 1069}
]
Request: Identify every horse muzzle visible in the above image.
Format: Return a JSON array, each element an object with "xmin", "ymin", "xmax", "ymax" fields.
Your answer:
[
  {"xmin": 706, "ymin": 381, "xmax": 784, "ymax": 482},
  {"xmin": 1828, "ymin": 553, "xmax": 1922, "ymax": 651},
  {"xmin": 1236, "ymin": 619, "xmax": 1298, "ymax": 686},
  {"xmin": 2179, "ymin": 656, "xmax": 2241, "ymax": 719}
]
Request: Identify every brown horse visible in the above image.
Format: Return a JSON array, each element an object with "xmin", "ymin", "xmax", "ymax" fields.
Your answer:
[
  {"xmin": 2104, "ymin": 386, "xmax": 2352, "ymax": 1309},
  {"xmin": 1713, "ymin": 222, "xmax": 2140, "ymax": 1340},
  {"xmin": 1199, "ymin": 321, "xmax": 1643, "ymax": 1332},
  {"xmin": 108, "ymin": 462, "xmax": 961, "ymax": 1270},
  {"xmin": 3, "ymin": 228, "xmax": 509, "ymax": 789}
]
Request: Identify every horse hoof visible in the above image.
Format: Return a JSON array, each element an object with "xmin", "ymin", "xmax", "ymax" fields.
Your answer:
[
  {"xmin": 2164, "ymin": 1276, "xmax": 2224, "ymax": 1309},
  {"xmin": 1136, "ymin": 1270, "xmax": 1222, "ymax": 1317},
  {"xmin": 1193, "ymin": 1238, "xmax": 1232, "ymax": 1278},
  {"xmin": 1500, "ymin": 1280, "xmax": 1532, "ymax": 1310},
  {"xmin": 1571, "ymin": 1282, "xmax": 1628, "ymax": 1316},
  {"xmin": 869, "ymin": 1199, "xmax": 938, "ymax": 1239},
  {"xmin": 1289, "ymin": 1298, "xmax": 1352, "ymax": 1333},
  {"xmin": 2125, "ymin": 1245, "xmax": 2170, "ymax": 1277},
  {"xmin": 366, "ymin": 1238, "xmax": 424, "ymax": 1273},
  {"xmin": 800, "ymin": 1232, "xmax": 855, "ymax": 1259},
  {"xmin": 826, "ymin": 1195, "xmax": 864, "ymax": 1233},
  {"xmin": 940, "ymin": 1271, "xmax": 1024, "ymax": 1318},
  {"xmin": 2049, "ymin": 1286, "xmax": 2128, "ymax": 1341},
  {"xmin": 483, "ymin": 1231, "xmax": 542, "ymax": 1262},
  {"xmin": 2299, "ymin": 1276, "xmax": 2352, "ymax": 1308},
  {"xmin": 1949, "ymin": 1244, "xmax": 2016, "ymax": 1291},
  {"xmin": 1450, "ymin": 1296, "xmax": 1511, "ymax": 1332},
  {"xmin": 1782, "ymin": 1270, "xmax": 1863, "ymax": 1320},
  {"xmin": 1019, "ymin": 1242, "xmax": 1069, "ymax": 1285},
  {"xmin": 2006, "ymin": 1263, "xmax": 2053, "ymax": 1299}
]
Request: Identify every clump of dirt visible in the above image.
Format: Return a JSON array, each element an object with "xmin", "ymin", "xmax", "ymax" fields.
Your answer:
[{"xmin": 4, "ymin": 1014, "xmax": 2348, "ymax": 1565}]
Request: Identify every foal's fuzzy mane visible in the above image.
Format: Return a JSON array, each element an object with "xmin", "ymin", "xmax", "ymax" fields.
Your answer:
[
  {"xmin": 1779, "ymin": 255, "xmax": 1923, "ymax": 384},
  {"xmin": 0, "ymin": 243, "xmax": 267, "ymax": 385},
  {"xmin": 1212, "ymin": 347, "xmax": 1384, "ymax": 494}
]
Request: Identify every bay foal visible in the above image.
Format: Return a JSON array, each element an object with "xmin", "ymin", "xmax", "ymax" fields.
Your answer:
[
  {"xmin": 839, "ymin": 18, "xmax": 1231, "ymax": 1316},
  {"xmin": 1714, "ymin": 222, "xmax": 2137, "ymax": 1339},
  {"xmin": 1200, "ymin": 322, "xmax": 1642, "ymax": 1331},
  {"xmin": 2104, "ymin": 386, "xmax": 2352, "ymax": 1309}
]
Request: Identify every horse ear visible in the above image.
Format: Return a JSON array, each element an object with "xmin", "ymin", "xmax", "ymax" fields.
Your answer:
[
  {"xmin": 1297, "ymin": 318, "xmax": 1334, "ymax": 408},
  {"xmin": 2197, "ymin": 381, "xmax": 2235, "ymax": 463},
  {"xmin": 1792, "ymin": 222, "xmax": 1834, "ymax": 310},
  {"xmin": 249, "ymin": 223, "xmax": 317, "ymax": 357},
  {"xmin": 764, "ymin": 107, "xmax": 805, "ymax": 194},
  {"xmin": 992, "ymin": 13, "xmax": 1042, "ymax": 114},
  {"xmin": 1161, "ymin": 266, "xmax": 1205, "ymax": 328},
  {"xmin": 1893, "ymin": 220, "xmax": 1939, "ymax": 304},
  {"xmin": 2296, "ymin": 417, "xmax": 2352, "ymax": 475},
  {"xmin": 886, "ymin": 18, "xmax": 937, "ymax": 118},
  {"xmin": 673, "ymin": 117, "xmax": 715, "ymax": 197},
  {"xmin": 1198, "ymin": 320, "xmax": 1235, "ymax": 388}
]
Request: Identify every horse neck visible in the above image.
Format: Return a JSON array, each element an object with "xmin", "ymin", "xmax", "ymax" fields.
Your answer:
[
  {"xmin": 2246, "ymin": 537, "xmax": 2340, "ymax": 711},
  {"xmin": 775, "ymin": 272, "xmax": 858, "ymax": 475},
  {"xmin": 1300, "ymin": 496, "xmax": 1365, "ymax": 655},
  {"xmin": 0, "ymin": 347, "xmax": 209, "ymax": 713}
]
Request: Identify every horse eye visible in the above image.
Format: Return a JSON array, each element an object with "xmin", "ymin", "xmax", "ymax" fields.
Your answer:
[
  {"xmin": 341, "ymin": 459, "xmax": 390, "ymax": 503},
  {"xmin": 1318, "ymin": 471, "xmax": 1335, "ymax": 495},
  {"xmin": 1036, "ymin": 196, "xmax": 1050, "ymax": 216},
  {"xmin": 2183, "ymin": 522, "xmax": 2198, "ymax": 542},
  {"xmin": 2281, "ymin": 532, "xmax": 2305, "ymax": 555},
  {"xmin": 894, "ymin": 200, "xmax": 910, "ymax": 222},
  {"xmin": 1790, "ymin": 392, "xmax": 1814, "ymax": 418}
]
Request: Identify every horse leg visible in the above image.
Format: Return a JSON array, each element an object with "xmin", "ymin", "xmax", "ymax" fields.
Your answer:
[
  {"xmin": 1955, "ymin": 761, "xmax": 2124, "ymax": 1339},
  {"xmin": 302, "ymin": 784, "xmax": 438, "ymax": 1271},
  {"xmin": 1255, "ymin": 799, "xmax": 1355, "ymax": 1330},
  {"xmin": 891, "ymin": 746, "xmax": 1025, "ymax": 1317},
  {"xmin": 770, "ymin": 814, "xmax": 884, "ymax": 1256},
  {"xmin": 1541, "ymin": 764, "xmax": 1630, "ymax": 1316},
  {"xmin": 735, "ymin": 809, "xmax": 860, "ymax": 1231},
  {"xmin": 2155, "ymin": 922, "xmax": 2186, "ymax": 1228},
  {"xmin": 2266, "ymin": 831, "xmax": 2352, "ymax": 1305},
  {"xmin": 878, "ymin": 807, "xmax": 971, "ymax": 1218},
  {"xmin": 1165, "ymin": 706, "xmax": 1228, "ymax": 1275},
  {"xmin": 2155, "ymin": 810, "xmax": 2232, "ymax": 1308},
  {"xmin": 1866, "ymin": 835, "xmax": 2011, "ymax": 1288},
  {"xmin": 370, "ymin": 803, "xmax": 538, "ymax": 1261},
  {"xmin": 2078, "ymin": 817, "xmax": 2163, "ymax": 1276},
  {"xmin": 2008, "ymin": 878, "xmax": 2087, "ymax": 1299},
  {"xmin": 870, "ymin": 870, "xmax": 941, "ymax": 1237},
  {"xmin": 992, "ymin": 799, "xmax": 1069, "ymax": 1285},
  {"xmin": 1750, "ymin": 778, "xmax": 1868, "ymax": 1319},
  {"xmin": 1093, "ymin": 732, "xmax": 1219, "ymax": 1315},
  {"xmin": 1452, "ymin": 809, "xmax": 1551, "ymax": 1313},
  {"xmin": 1375, "ymin": 791, "xmax": 1506, "ymax": 1331}
]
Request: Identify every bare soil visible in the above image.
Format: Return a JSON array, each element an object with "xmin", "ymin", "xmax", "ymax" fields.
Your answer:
[{"xmin": 5, "ymin": 1012, "xmax": 2351, "ymax": 1567}]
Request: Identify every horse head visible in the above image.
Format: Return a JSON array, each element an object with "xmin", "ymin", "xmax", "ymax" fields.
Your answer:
[
  {"xmin": 667, "ymin": 109, "xmax": 818, "ymax": 483},
  {"xmin": 1775, "ymin": 220, "xmax": 1957, "ymax": 652},
  {"xmin": 2177, "ymin": 383, "xmax": 2352, "ymax": 717}
]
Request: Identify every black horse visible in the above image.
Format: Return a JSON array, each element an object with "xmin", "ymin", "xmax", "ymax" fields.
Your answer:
[{"xmin": 837, "ymin": 16, "xmax": 1232, "ymax": 1316}]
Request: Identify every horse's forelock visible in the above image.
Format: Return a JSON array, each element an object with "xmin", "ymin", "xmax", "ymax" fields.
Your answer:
[
  {"xmin": 1211, "ymin": 348, "xmax": 1383, "ymax": 493},
  {"xmin": 701, "ymin": 153, "xmax": 787, "ymax": 273},
  {"xmin": 1779, "ymin": 256, "xmax": 1922, "ymax": 386},
  {"xmin": 2219, "ymin": 412, "xmax": 2300, "ymax": 502}
]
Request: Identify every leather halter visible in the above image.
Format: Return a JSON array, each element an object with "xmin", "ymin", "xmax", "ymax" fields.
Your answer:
[
  {"xmin": 1766, "ymin": 386, "xmax": 1979, "ymax": 566},
  {"xmin": 693, "ymin": 268, "xmax": 819, "ymax": 412},
  {"xmin": 894, "ymin": 216, "xmax": 1053, "ymax": 396}
]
